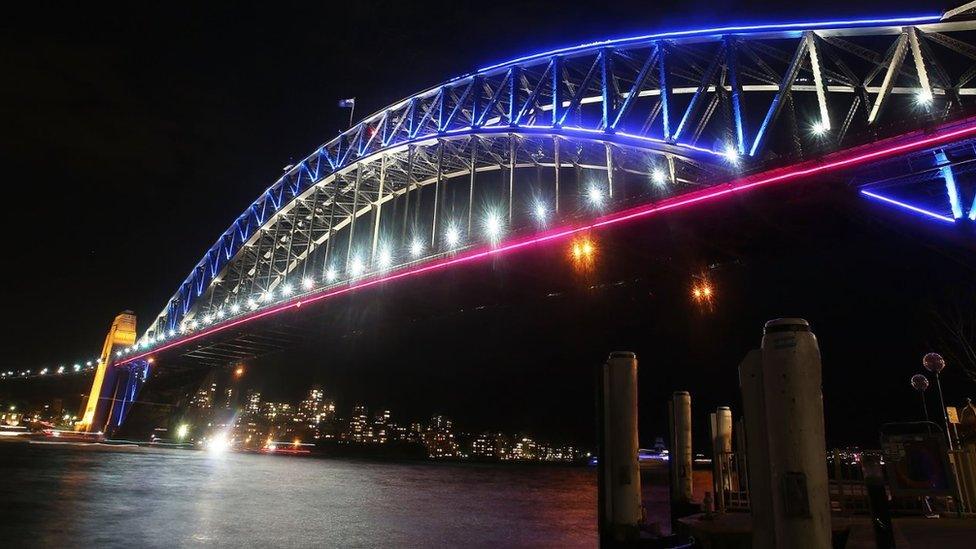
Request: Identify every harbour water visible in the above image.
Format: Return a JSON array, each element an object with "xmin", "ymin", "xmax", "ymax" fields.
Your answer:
[{"xmin": 0, "ymin": 442, "xmax": 597, "ymax": 547}]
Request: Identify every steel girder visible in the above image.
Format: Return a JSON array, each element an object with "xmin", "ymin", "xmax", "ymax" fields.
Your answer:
[{"xmin": 141, "ymin": 14, "xmax": 976, "ymax": 345}]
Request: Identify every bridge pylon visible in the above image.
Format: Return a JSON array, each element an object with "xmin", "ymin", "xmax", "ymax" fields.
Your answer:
[{"xmin": 76, "ymin": 311, "xmax": 138, "ymax": 434}]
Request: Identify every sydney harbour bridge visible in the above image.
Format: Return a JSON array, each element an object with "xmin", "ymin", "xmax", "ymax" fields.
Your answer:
[{"xmin": 9, "ymin": 7, "xmax": 976, "ymax": 433}]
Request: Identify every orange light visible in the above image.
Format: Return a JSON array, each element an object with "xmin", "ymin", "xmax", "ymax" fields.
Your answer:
[
  {"xmin": 570, "ymin": 237, "xmax": 595, "ymax": 260},
  {"xmin": 234, "ymin": 366, "xmax": 244, "ymax": 378},
  {"xmin": 569, "ymin": 236, "xmax": 597, "ymax": 273},
  {"xmin": 691, "ymin": 278, "xmax": 715, "ymax": 306},
  {"xmin": 147, "ymin": 357, "xmax": 155, "ymax": 364},
  {"xmin": 293, "ymin": 438, "xmax": 301, "ymax": 447}
]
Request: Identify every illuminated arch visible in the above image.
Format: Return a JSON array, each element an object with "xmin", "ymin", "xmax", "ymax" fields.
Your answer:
[{"xmin": 139, "ymin": 12, "xmax": 976, "ymax": 346}]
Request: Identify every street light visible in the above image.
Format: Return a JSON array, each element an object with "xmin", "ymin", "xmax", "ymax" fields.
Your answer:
[
  {"xmin": 910, "ymin": 373, "xmax": 930, "ymax": 421},
  {"xmin": 922, "ymin": 352, "xmax": 953, "ymax": 450}
]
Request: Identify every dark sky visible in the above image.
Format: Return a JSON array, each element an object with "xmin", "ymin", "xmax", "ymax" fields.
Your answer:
[{"xmin": 2, "ymin": 1, "xmax": 971, "ymax": 446}]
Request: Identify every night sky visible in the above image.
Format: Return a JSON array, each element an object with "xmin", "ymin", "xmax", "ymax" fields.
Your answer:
[{"xmin": 2, "ymin": 1, "xmax": 972, "ymax": 447}]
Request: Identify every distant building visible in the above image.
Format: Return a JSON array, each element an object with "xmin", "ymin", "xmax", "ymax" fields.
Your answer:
[
  {"xmin": 245, "ymin": 390, "xmax": 261, "ymax": 416},
  {"xmin": 422, "ymin": 415, "xmax": 459, "ymax": 458},
  {"xmin": 344, "ymin": 404, "xmax": 371, "ymax": 443},
  {"xmin": 471, "ymin": 432, "xmax": 505, "ymax": 460},
  {"xmin": 372, "ymin": 410, "xmax": 391, "ymax": 444},
  {"xmin": 297, "ymin": 386, "xmax": 335, "ymax": 429},
  {"xmin": 190, "ymin": 381, "xmax": 217, "ymax": 409},
  {"xmin": 262, "ymin": 402, "xmax": 293, "ymax": 423},
  {"xmin": 510, "ymin": 437, "xmax": 538, "ymax": 461}
]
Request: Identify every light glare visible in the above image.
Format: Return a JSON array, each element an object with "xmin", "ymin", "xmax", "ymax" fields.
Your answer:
[
  {"xmin": 533, "ymin": 203, "xmax": 547, "ymax": 221},
  {"xmin": 651, "ymin": 169, "xmax": 667, "ymax": 186},
  {"xmin": 377, "ymin": 248, "xmax": 393, "ymax": 268},
  {"xmin": 484, "ymin": 213, "xmax": 503, "ymax": 241},
  {"xmin": 587, "ymin": 186, "xmax": 604, "ymax": 205},
  {"xmin": 350, "ymin": 257, "xmax": 365, "ymax": 276},
  {"xmin": 723, "ymin": 145, "xmax": 739, "ymax": 164},
  {"xmin": 445, "ymin": 226, "xmax": 461, "ymax": 248}
]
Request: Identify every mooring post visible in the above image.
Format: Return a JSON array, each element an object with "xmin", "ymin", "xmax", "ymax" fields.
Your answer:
[
  {"xmin": 741, "ymin": 319, "xmax": 831, "ymax": 549},
  {"xmin": 668, "ymin": 390, "xmax": 694, "ymax": 531},
  {"xmin": 710, "ymin": 406, "xmax": 733, "ymax": 514},
  {"xmin": 599, "ymin": 351, "xmax": 642, "ymax": 544}
]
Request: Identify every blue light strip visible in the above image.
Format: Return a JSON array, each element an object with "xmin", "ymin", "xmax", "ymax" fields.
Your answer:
[
  {"xmin": 861, "ymin": 190, "xmax": 957, "ymax": 223},
  {"xmin": 935, "ymin": 150, "xmax": 963, "ymax": 219},
  {"xmin": 477, "ymin": 14, "xmax": 941, "ymax": 73},
  {"xmin": 969, "ymin": 195, "xmax": 976, "ymax": 221}
]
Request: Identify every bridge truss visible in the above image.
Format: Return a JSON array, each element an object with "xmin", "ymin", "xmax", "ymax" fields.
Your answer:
[{"xmin": 130, "ymin": 12, "xmax": 976, "ymax": 355}]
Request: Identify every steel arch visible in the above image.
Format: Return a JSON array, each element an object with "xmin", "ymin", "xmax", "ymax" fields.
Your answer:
[{"xmin": 141, "ymin": 12, "xmax": 976, "ymax": 345}]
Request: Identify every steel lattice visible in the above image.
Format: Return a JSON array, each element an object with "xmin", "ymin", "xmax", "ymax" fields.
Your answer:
[{"xmin": 140, "ymin": 13, "xmax": 976, "ymax": 346}]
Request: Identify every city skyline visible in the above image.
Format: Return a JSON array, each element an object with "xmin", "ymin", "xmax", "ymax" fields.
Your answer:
[{"xmin": 173, "ymin": 380, "xmax": 591, "ymax": 461}]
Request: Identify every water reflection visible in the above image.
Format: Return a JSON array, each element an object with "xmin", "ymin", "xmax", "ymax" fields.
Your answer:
[{"xmin": 0, "ymin": 443, "xmax": 596, "ymax": 547}]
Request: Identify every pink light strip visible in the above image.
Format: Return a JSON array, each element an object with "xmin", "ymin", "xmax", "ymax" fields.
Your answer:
[{"xmin": 119, "ymin": 116, "xmax": 976, "ymax": 366}]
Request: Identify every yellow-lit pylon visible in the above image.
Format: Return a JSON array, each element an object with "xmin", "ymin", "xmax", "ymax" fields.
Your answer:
[{"xmin": 76, "ymin": 311, "xmax": 137, "ymax": 432}]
